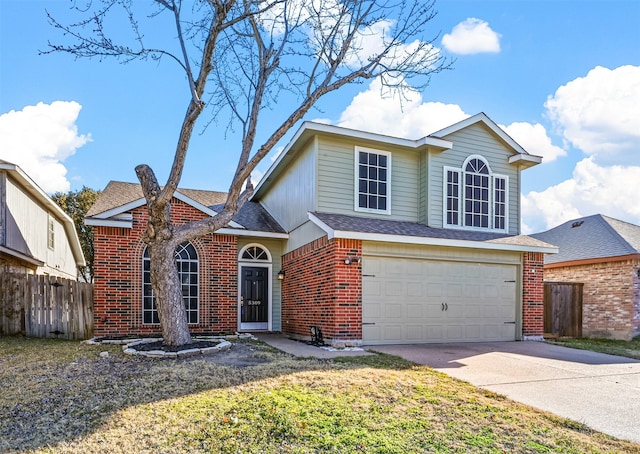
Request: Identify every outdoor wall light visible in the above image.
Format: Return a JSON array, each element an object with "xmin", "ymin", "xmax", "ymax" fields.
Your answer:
[
  {"xmin": 344, "ymin": 256, "xmax": 361, "ymax": 265},
  {"xmin": 277, "ymin": 270, "xmax": 285, "ymax": 280}
]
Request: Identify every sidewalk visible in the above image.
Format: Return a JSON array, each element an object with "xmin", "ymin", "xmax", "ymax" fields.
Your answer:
[{"xmin": 255, "ymin": 333, "xmax": 372, "ymax": 359}]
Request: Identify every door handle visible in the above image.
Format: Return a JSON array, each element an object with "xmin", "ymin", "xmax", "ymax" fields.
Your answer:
[
  {"xmin": 441, "ymin": 303, "xmax": 444, "ymax": 311},
  {"xmin": 445, "ymin": 303, "xmax": 448, "ymax": 311}
]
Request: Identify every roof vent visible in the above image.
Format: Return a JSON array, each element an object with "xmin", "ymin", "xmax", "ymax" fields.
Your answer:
[{"xmin": 571, "ymin": 221, "xmax": 584, "ymax": 228}]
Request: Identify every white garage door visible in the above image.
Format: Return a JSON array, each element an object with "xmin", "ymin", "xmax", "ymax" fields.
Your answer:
[{"xmin": 362, "ymin": 256, "xmax": 517, "ymax": 344}]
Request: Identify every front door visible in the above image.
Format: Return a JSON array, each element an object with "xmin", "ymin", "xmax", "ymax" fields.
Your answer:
[{"xmin": 240, "ymin": 266, "xmax": 269, "ymax": 330}]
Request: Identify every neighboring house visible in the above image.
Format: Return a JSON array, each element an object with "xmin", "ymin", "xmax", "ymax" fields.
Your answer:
[
  {"xmin": 86, "ymin": 113, "xmax": 557, "ymax": 345},
  {"xmin": 0, "ymin": 160, "xmax": 85, "ymax": 279},
  {"xmin": 532, "ymin": 214, "xmax": 640, "ymax": 341}
]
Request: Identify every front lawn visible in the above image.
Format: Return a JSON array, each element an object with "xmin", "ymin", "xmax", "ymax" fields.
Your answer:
[
  {"xmin": 1, "ymin": 336, "xmax": 638, "ymax": 453},
  {"xmin": 547, "ymin": 336, "xmax": 640, "ymax": 360}
]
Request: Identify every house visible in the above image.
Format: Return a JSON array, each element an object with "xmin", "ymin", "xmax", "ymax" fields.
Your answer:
[
  {"xmin": 532, "ymin": 214, "xmax": 640, "ymax": 341},
  {"xmin": 0, "ymin": 160, "xmax": 85, "ymax": 279},
  {"xmin": 86, "ymin": 113, "xmax": 557, "ymax": 345}
]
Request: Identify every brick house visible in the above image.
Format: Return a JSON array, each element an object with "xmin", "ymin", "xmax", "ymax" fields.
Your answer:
[
  {"xmin": 532, "ymin": 214, "xmax": 640, "ymax": 341},
  {"xmin": 86, "ymin": 113, "xmax": 557, "ymax": 345}
]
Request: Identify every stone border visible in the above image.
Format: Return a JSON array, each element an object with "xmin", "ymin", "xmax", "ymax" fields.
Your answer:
[{"xmin": 85, "ymin": 333, "xmax": 257, "ymax": 359}]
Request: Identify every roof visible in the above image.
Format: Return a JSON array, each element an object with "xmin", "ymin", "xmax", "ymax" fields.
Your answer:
[
  {"xmin": 0, "ymin": 160, "xmax": 85, "ymax": 267},
  {"xmin": 213, "ymin": 202, "xmax": 286, "ymax": 234},
  {"xmin": 310, "ymin": 212, "xmax": 557, "ymax": 254},
  {"xmin": 531, "ymin": 214, "xmax": 640, "ymax": 265},
  {"xmin": 87, "ymin": 181, "xmax": 285, "ymax": 235},
  {"xmin": 87, "ymin": 181, "xmax": 227, "ymax": 217}
]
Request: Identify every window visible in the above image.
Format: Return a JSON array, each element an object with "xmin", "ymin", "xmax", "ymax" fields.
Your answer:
[
  {"xmin": 355, "ymin": 147, "xmax": 391, "ymax": 214},
  {"xmin": 142, "ymin": 242, "xmax": 199, "ymax": 325},
  {"xmin": 444, "ymin": 156, "xmax": 508, "ymax": 232},
  {"xmin": 241, "ymin": 245, "xmax": 270, "ymax": 261},
  {"xmin": 47, "ymin": 217, "xmax": 55, "ymax": 250}
]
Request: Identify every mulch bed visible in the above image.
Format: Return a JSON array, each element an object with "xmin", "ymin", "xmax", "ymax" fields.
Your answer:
[{"xmin": 130, "ymin": 340, "xmax": 221, "ymax": 353}]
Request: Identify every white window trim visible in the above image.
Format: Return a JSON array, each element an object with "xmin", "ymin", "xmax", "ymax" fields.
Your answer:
[
  {"xmin": 443, "ymin": 155, "xmax": 509, "ymax": 233},
  {"xmin": 354, "ymin": 146, "xmax": 392, "ymax": 215},
  {"xmin": 492, "ymin": 174, "xmax": 509, "ymax": 232},
  {"xmin": 47, "ymin": 216, "xmax": 55, "ymax": 250}
]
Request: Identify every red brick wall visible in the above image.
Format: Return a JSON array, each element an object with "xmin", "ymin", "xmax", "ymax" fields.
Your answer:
[
  {"xmin": 522, "ymin": 252, "xmax": 544, "ymax": 338},
  {"xmin": 93, "ymin": 198, "xmax": 238, "ymax": 338},
  {"xmin": 544, "ymin": 259, "xmax": 640, "ymax": 340},
  {"xmin": 281, "ymin": 237, "xmax": 362, "ymax": 345}
]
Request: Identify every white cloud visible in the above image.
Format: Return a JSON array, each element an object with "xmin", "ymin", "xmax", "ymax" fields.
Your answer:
[
  {"xmin": 337, "ymin": 77, "xmax": 469, "ymax": 138},
  {"xmin": 522, "ymin": 158, "xmax": 640, "ymax": 233},
  {"xmin": 502, "ymin": 122, "xmax": 566, "ymax": 163},
  {"xmin": 545, "ymin": 65, "xmax": 640, "ymax": 164},
  {"xmin": 0, "ymin": 101, "xmax": 91, "ymax": 193},
  {"xmin": 441, "ymin": 18, "xmax": 501, "ymax": 55}
]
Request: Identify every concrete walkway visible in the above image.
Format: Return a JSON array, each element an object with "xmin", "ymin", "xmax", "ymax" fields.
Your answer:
[
  {"xmin": 255, "ymin": 333, "xmax": 372, "ymax": 359},
  {"xmin": 370, "ymin": 342, "xmax": 640, "ymax": 444}
]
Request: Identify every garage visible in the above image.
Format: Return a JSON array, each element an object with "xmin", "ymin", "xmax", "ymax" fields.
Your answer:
[{"xmin": 362, "ymin": 256, "xmax": 519, "ymax": 344}]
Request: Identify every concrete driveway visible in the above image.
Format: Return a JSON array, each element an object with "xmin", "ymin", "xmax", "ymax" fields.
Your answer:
[{"xmin": 370, "ymin": 341, "xmax": 640, "ymax": 443}]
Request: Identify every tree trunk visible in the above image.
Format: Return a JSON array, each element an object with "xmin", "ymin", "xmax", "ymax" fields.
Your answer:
[{"xmin": 148, "ymin": 238, "xmax": 192, "ymax": 346}]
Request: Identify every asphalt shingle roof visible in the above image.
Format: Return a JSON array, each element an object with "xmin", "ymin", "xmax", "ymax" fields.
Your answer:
[
  {"xmin": 87, "ymin": 181, "xmax": 284, "ymax": 234},
  {"xmin": 531, "ymin": 214, "xmax": 640, "ymax": 264},
  {"xmin": 311, "ymin": 212, "xmax": 554, "ymax": 249},
  {"xmin": 213, "ymin": 202, "xmax": 286, "ymax": 233},
  {"xmin": 87, "ymin": 181, "xmax": 228, "ymax": 217}
]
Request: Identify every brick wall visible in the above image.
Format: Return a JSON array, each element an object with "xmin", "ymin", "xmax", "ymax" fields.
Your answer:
[
  {"xmin": 93, "ymin": 198, "xmax": 238, "ymax": 338},
  {"xmin": 544, "ymin": 259, "xmax": 640, "ymax": 340},
  {"xmin": 522, "ymin": 252, "xmax": 544, "ymax": 339},
  {"xmin": 281, "ymin": 237, "xmax": 362, "ymax": 345}
]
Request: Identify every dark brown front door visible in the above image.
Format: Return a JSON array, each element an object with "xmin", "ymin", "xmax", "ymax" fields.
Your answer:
[{"xmin": 241, "ymin": 266, "xmax": 268, "ymax": 327}]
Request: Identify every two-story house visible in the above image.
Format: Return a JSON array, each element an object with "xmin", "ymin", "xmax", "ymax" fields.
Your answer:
[
  {"xmin": 86, "ymin": 113, "xmax": 557, "ymax": 345},
  {"xmin": 0, "ymin": 160, "xmax": 85, "ymax": 279}
]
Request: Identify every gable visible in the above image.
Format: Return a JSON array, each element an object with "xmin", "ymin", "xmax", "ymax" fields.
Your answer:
[{"xmin": 86, "ymin": 181, "xmax": 286, "ymax": 237}]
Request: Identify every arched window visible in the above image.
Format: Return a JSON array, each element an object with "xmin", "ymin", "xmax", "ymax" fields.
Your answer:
[
  {"xmin": 142, "ymin": 242, "xmax": 199, "ymax": 325},
  {"xmin": 464, "ymin": 157, "xmax": 490, "ymax": 228},
  {"xmin": 240, "ymin": 245, "xmax": 270, "ymax": 261},
  {"xmin": 444, "ymin": 155, "xmax": 508, "ymax": 231}
]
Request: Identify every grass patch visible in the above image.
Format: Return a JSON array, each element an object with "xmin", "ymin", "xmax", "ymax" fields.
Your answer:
[
  {"xmin": 1, "ymin": 335, "xmax": 639, "ymax": 453},
  {"xmin": 547, "ymin": 336, "xmax": 640, "ymax": 360}
]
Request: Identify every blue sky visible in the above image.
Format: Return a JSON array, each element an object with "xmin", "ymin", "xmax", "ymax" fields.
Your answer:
[{"xmin": 1, "ymin": 0, "xmax": 638, "ymax": 233}]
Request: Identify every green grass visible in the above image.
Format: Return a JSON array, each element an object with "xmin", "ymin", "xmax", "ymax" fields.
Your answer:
[
  {"xmin": 547, "ymin": 336, "xmax": 640, "ymax": 360},
  {"xmin": 1, "ymin": 335, "xmax": 639, "ymax": 453}
]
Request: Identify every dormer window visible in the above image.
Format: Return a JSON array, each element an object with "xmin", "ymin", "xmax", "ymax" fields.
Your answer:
[
  {"xmin": 444, "ymin": 155, "xmax": 508, "ymax": 232},
  {"xmin": 355, "ymin": 147, "xmax": 391, "ymax": 215}
]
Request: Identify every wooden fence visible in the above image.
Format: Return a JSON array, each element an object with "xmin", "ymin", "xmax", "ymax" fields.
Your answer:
[
  {"xmin": 544, "ymin": 282, "xmax": 583, "ymax": 338},
  {"xmin": 0, "ymin": 273, "xmax": 93, "ymax": 340}
]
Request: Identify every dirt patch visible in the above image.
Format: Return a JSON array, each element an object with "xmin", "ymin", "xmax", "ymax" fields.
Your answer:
[{"xmin": 197, "ymin": 341, "xmax": 273, "ymax": 367}]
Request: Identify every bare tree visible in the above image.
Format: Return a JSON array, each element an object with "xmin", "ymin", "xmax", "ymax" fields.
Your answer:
[{"xmin": 46, "ymin": 0, "xmax": 450, "ymax": 346}]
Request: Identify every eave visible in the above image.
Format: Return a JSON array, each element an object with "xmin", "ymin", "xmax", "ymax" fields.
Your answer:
[{"xmin": 0, "ymin": 245, "xmax": 45, "ymax": 267}]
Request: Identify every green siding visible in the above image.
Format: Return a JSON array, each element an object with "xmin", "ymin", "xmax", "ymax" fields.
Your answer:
[
  {"xmin": 316, "ymin": 137, "xmax": 420, "ymax": 222},
  {"xmin": 286, "ymin": 220, "xmax": 326, "ymax": 254},
  {"xmin": 428, "ymin": 123, "xmax": 521, "ymax": 234},
  {"xmin": 259, "ymin": 139, "xmax": 316, "ymax": 232}
]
